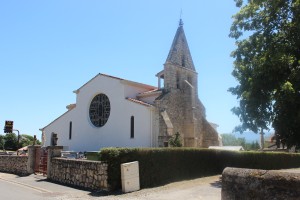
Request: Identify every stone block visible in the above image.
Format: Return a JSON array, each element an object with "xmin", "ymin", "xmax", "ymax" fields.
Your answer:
[
  {"xmin": 121, "ymin": 161, "xmax": 140, "ymax": 193},
  {"xmin": 121, "ymin": 161, "xmax": 139, "ymax": 180},
  {"xmin": 121, "ymin": 177, "xmax": 140, "ymax": 193},
  {"xmin": 222, "ymin": 167, "xmax": 300, "ymax": 200}
]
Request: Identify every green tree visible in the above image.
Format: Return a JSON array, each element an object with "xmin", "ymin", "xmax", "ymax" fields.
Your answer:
[
  {"xmin": 20, "ymin": 134, "xmax": 41, "ymax": 147},
  {"xmin": 229, "ymin": 0, "xmax": 300, "ymax": 148},
  {"xmin": 244, "ymin": 141, "xmax": 260, "ymax": 151},
  {"xmin": 0, "ymin": 135, "xmax": 4, "ymax": 150},
  {"xmin": 169, "ymin": 132, "xmax": 182, "ymax": 147},
  {"xmin": 221, "ymin": 133, "xmax": 260, "ymax": 150},
  {"xmin": 4, "ymin": 133, "xmax": 18, "ymax": 150},
  {"xmin": 221, "ymin": 133, "xmax": 246, "ymax": 146}
]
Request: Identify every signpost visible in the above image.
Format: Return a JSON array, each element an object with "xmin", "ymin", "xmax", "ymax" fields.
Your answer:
[
  {"xmin": 4, "ymin": 121, "xmax": 13, "ymax": 133},
  {"xmin": 3, "ymin": 120, "xmax": 20, "ymax": 150}
]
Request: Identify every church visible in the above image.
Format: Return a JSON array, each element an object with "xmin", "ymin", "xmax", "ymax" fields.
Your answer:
[{"xmin": 40, "ymin": 20, "xmax": 220, "ymax": 152}]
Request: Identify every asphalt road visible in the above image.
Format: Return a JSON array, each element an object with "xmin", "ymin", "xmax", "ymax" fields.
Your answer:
[
  {"xmin": 0, "ymin": 178, "xmax": 44, "ymax": 200},
  {"xmin": 0, "ymin": 173, "xmax": 92, "ymax": 200},
  {"xmin": 0, "ymin": 172, "xmax": 221, "ymax": 200}
]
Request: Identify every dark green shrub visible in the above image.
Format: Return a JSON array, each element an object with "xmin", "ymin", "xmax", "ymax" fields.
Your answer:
[
  {"xmin": 99, "ymin": 148, "xmax": 300, "ymax": 191},
  {"xmin": 168, "ymin": 132, "xmax": 182, "ymax": 147},
  {"xmin": 216, "ymin": 151, "xmax": 300, "ymax": 170},
  {"xmin": 99, "ymin": 148, "xmax": 220, "ymax": 190},
  {"xmin": 85, "ymin": 151, "xmax": 100, "ymax": 161}
]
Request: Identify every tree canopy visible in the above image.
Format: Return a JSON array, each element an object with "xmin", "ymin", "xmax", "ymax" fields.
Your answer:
[
  {"xmin": 0, "ymin": 133, "xmax": 41, "ymax": 151},
  {"xmin": 229, "ymin": 0, "xmax": 300, "ymax": 148},
  {"xmin": 221, "ymin": 133, "xmax": 260, "ymax": 150},
  {"xmin": 0, "ymin": 135, "xmax": 5, "ymax": 150},
  {"xmin": 3, "ymin": 133, "xmax": 18, "ymax": 150},
  {"xmin": 20, "ymin": 134, "xmax": 41, "ymax": 147}
]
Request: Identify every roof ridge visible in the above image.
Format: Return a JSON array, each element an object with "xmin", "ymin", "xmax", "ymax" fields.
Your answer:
[{"xmin": 126, "ymin": 97, "xmax": 153, "ymax": 107}]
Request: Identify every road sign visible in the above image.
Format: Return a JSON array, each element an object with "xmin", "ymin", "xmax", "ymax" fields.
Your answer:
[{"xmin": 4, "ymin": 121, "xmax": 13, "ymax": 133}]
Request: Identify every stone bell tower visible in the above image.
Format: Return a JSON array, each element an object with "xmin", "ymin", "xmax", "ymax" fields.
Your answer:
[{"xmin": 155, "ymin": 19, "xmax": 219, "ymax": 147}]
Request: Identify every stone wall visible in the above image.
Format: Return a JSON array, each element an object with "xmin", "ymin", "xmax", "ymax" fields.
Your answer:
[
  {"xmin": 0, "ymin": 155, "xmax": 29, "ymax": 176},
  {"xmin": 155, "ymin": 85, "xmax": 219, "ymax": 148},
  {"xmin": 222, "ymin": 167, "xmax": 300, "ymax": 200},
  {"xmin": 201, "ymin": 117, "xmax": 220, "ymax": 147},
  {"xmin": 49, "ymin": 158, "xmax": 108, "ymax": 191}
]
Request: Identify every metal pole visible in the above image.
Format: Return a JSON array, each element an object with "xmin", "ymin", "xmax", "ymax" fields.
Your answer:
[{"xmin": 13, "ymin": 129, "xmax": 20, "ymax": 150}]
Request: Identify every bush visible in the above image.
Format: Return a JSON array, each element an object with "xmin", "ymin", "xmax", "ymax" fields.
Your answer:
[
  {"xmin": 85, "ymin": 151, "xmax": 101, "ymax": 161},
  {"xmin": 100, "ymin": 148, "xmax": 220, "ymax": 190},
  {"xmin": 217, "ymin": 151, "xmax": 300, "ymax": 170},
  {"xmin": 98, "ymin": 148, "xmax": 300, "ymax": 191},
  {"xmin": 168, "ymin": 132, "xmax": 182, "ymax": 147}
]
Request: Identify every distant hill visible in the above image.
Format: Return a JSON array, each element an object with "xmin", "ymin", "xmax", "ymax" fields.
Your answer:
[{"xmin": 233, "ymin": 131, "xmax": 274, "ymax": 143}]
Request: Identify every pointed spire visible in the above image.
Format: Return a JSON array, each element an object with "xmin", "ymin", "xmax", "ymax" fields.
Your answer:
[
  {"xmin": 165, "ymin": 19, "xmax": 195, "ymax": 71},
  {"xmin": 179, "ymin": 18, "xmax": 184, "ymax": 27}
]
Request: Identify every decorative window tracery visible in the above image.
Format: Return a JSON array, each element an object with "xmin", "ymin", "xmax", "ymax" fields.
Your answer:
[{"xmin": 89, "ymin": 94, "xmax": 111, "ymax": 127}]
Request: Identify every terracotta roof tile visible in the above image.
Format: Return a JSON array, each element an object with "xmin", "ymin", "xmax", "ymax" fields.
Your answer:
[
  {"xmin": 126, "ymin": 98, "xmax": 153, "ymax": 107},
  {"xmin": 139, "ymin": 88, "xmax": 160, "ymax": 95}
]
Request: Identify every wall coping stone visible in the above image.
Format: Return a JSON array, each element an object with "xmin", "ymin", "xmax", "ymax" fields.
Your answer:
[{"xmin": 222, "ymin": 167, "xmax": 300, "ymax": 200}]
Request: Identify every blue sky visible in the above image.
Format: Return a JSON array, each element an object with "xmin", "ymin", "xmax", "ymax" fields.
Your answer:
[{"xmin": 0, "ymin": 0, "xmax": 244, "ymax": 139}]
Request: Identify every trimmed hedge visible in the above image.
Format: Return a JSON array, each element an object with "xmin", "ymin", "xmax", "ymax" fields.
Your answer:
[
  {"xmin": 217, "ymin": 150, "xmax": 300, "ymax": 170},
  {"xmin": 85, "ymin": 151, "xmax": 100, "ymax": 161},
  {"xmin": 98, "ymin": 148, "xmax": 300, "ymax": 190}
]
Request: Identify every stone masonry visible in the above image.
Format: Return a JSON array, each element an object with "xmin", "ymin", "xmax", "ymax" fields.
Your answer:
[
  {"xmin": 155, "ymin": 20, "xmax": 219, "ymax": 147},
  {"xmin": 0, "ymin": 146, "xmax": 109, "ymax": 191},
  {"xmin": 222, "ymin": 167, "xmax": 300, "ymax": 200},
  {"xmin": 49, "ymin": 158, "xmax": 108, "ymax": 191},
  {"xmin": 0, "ymin": 155, "xmax": 29, "ymax": 176}
]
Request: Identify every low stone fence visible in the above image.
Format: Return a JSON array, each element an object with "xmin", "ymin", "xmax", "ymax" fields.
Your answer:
[
  {"xmin": 222, "ymin": 167, "xmax": 300, "ymax": 200},
  {"xmin": 0, "ymin": 155, "xmax": 29, "ymax": 176},
  {"xmin": 48, "ymin": 158, "xmax": 108, "ymax": 191}
]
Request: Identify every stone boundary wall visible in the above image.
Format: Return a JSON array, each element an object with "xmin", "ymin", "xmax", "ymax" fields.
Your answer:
[
  {"xmin": 0, "ymin": 155, "xmax": 29, "ymax": 176},
  {"xmin": 222, "ymin": 167, "xmax": 300, "ymax": 200},
  {"xmin": 49, "ymin": 158, "xmax": 108, "ymax": 191}
]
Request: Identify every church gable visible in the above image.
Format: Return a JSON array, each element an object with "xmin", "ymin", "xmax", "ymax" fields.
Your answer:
[
  {"xmin": 74, "ymin": 73, "xmax": 156, "ymax": 106},
  {"xmin": 41, "ymin": 72, "xmax": 156, "ymax": 151},
  {"xmin": 40, "ymin": 19, "xmax": 219, "ymax": 151}
]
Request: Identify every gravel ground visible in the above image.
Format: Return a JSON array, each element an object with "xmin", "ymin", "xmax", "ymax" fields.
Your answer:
[
  {"xmin": 88, "ymin": 175, "xmax": 222, "ymax": 200},
  {"xmin": 0, "ymin": 172, "xmax": 222, "ymax": 200}
]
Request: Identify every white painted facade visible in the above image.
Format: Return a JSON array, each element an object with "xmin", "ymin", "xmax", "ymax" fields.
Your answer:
[
  {"xmin": 41, "ymin": 74, "xmax": 159, "ymax": 152},
  {"xmin": 40, "ymin": 21, "xmax": 220, "ymax": 151}
]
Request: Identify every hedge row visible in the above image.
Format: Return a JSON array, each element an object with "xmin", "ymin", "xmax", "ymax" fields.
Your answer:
[{"xmin": 98, "ymin": 148, "xmax": 300, "ymax": 190}]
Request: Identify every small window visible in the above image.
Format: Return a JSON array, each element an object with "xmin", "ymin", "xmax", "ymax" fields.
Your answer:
[
  {"xmin": 130, "ymin": 116, "xmax": 134, "ymax": 138},
  {"xmin": 182, "ymin": 55, "xmax": 186, "ymax": 67},
  {"xmin": 69, "ymin": 121, "xmax": 72, "ymax": 140}
]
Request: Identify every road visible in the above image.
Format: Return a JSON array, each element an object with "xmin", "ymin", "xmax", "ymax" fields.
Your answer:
[
  {"xmin": 0, "ymin": 173, "xmax": 92, "ymax": 200},
  {"xmin": 0, "ymin": 172, "xmax": 221, "ymax": 200},
  {"xmin": 0, "ymin": 177, "xmax": 45, "ymax": 200},
  {"xmin": 99, "ymin": 175, "xmax": 222, "ymax": 200}
]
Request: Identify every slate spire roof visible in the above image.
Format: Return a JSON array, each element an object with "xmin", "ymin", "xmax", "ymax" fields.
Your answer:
[{"xmin": 165, "ymin": 19, "xmax": 195, "ymax": 71}]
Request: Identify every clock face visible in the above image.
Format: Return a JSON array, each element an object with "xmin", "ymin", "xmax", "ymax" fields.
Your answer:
[{"xmin": 89, "ymin": 94, "xmax": 111, "ymax": 127}]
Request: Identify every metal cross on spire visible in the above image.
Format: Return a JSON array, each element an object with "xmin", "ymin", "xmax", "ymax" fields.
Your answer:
[{"xmin": 179, "ymin": 9, "xmax": 184, "ymax": 27}]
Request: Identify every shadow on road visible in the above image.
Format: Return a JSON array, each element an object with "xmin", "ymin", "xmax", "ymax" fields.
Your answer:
[{"xmin": 210, "ymin": 176, "xmax": 222, "ymax": 188}]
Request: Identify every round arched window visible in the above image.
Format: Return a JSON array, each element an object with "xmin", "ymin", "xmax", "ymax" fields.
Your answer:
[{"xmin": 89, "ymin": 94, "xmax": 111, "ymax": 127}]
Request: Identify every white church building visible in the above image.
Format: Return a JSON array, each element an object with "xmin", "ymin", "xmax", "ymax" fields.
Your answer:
[{"xmin": 40, "ymin": 20, "xmax": 220, "ymax": 152}]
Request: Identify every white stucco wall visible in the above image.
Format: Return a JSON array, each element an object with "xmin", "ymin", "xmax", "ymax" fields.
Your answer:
[
  {"xmin": 42, "ymin": 74, "xmax": 155, "ymax": 152},
  {"xmin": 124, "ymin": 83, "xmax": 151, "ymax": 99},
  {"xmin": 42, "ymin": 108, "xmax": 76, "ymax": 150}
]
